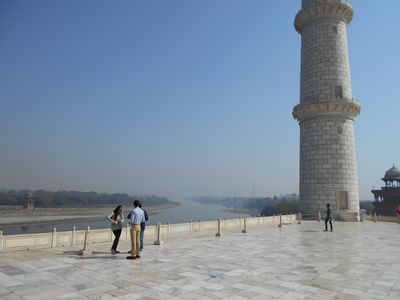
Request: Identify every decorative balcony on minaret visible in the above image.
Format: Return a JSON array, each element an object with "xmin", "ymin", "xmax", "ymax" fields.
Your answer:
[{"xmin": 293, "ymin": 0, "xmax": 361, "ymax": 220}]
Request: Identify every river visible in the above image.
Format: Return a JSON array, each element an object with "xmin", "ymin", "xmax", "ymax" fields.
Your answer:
[{"xmin": 1, "ymin": 198, "xmax": 252, "ymax": 235}]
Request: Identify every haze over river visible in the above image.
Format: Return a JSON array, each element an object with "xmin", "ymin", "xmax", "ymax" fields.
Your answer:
[{"xmin": 2, "ymin": 198, "xmax": 251, "ymax": 235}]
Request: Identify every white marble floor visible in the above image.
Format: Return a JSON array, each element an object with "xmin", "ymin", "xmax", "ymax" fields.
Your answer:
[{"xmin": 1, "ymin": 221, "xmax": 400, "ymax": 300}]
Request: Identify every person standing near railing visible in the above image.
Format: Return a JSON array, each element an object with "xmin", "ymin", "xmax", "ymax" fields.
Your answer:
[
  {"xmin": 126, "ymin": 200, "xmax": 145, "ymax": 260},
  {"xmin": 107, "ymin": 205, "xmax": 124, "ymax": 254},
  {"xmin": 138, "ymin": 201, "xmax": 149, "ymax": 252},
  {"xmin": 324, "ymin": 203, "xmax": 333, "ymax": 232}
]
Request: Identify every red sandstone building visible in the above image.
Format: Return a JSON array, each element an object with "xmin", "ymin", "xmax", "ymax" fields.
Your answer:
[{"xmin": 371, "ymin": 165, "xmax": 400, "ymax": 216}]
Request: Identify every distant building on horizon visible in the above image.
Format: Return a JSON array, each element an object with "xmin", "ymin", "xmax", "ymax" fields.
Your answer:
[
  {"xmin": 24, "ymin": 191, "xmax": 34, "ymax": 210},
  {"xmin": 371, "ymin": 165, "xmax": 400, "ymax": 216}
]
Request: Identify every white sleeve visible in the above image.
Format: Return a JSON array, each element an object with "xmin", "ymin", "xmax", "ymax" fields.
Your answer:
[{"xmin": 107, "ymin": 213, "xmax": 114, "ymax": 223}]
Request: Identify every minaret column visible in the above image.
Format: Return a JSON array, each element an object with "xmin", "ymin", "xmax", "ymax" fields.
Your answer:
[{"xmin": 293, "ymin": 0, "xmax": 361, "ymax": 220}]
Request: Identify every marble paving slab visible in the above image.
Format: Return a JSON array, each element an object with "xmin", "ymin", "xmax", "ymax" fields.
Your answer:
[{"xmin": 1, "ymin": 221, "xmax": 400, "ymax": 299}]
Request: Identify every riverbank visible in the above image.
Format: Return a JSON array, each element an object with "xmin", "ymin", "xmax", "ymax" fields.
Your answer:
[
  {"xmin": 0, "ymin": 202, "xmax": 180, "ymax": 227},
  {"xmin": 220, "ymin": 208, "xmax": 259, "ymax": 216}
]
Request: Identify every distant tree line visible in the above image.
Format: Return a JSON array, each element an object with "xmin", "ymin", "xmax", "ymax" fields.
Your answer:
[
  {"xmin": 192, "ymin": 195, "xmax": 374, "ymax": 216},
  {"xmin": 0, "ymin": 190, "xmax": 171, "ymax": 208},
  {"xmin": 191, "ymin": 194, "xmax": 300, "ymax": 216}
]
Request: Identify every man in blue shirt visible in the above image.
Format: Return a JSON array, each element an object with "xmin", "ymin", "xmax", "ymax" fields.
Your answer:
[{"xmin": 126, "ymin": 200, "xmax": 145, "ymax": 259}]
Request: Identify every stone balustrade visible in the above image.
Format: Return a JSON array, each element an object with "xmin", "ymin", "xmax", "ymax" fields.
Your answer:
[
  {"xmin": 0, "ymin": 214, "xmax": 298, "ymax": 252},
  {"xmin": 365, "ymin": 214, "xmax": 399, "ymax": 223}
]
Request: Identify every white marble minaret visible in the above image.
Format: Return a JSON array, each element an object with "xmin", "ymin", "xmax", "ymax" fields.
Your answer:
[{"xmin": 293, "ymin": 0, "xmax": 361, "ymax": 220}]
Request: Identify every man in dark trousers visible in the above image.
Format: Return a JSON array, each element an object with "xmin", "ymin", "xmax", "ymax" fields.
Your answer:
[
  {"xmin": 324, "ymin": 203, "xmax": 333, "ymax": 231},
  {"xmin": 138, "ymin": 201, "xmax": 148, "ymax": 252}
]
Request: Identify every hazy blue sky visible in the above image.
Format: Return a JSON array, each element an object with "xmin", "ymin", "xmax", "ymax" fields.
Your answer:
[{"xmin": 0, "ymin": 0, "xmax": 399, "ymax": 199}]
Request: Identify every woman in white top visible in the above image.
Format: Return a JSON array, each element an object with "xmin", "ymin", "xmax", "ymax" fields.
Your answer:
[{"xmin": 107, "ymin": 205, "xmax": 124, "ymax": 254}]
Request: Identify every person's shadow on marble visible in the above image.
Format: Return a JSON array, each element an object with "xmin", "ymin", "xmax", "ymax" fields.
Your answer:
[{"xmin": 60, "ymin": 250, "xmax": 120, "ymax": 259}]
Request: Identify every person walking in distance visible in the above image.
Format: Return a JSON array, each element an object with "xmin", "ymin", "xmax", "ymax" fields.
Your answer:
[
  {"xmin": 138, "ymin": 201, "xmax": 149, "ymax": 252},
  {"xmin": 324, "ymin": 203, "xmax": 333, "ymax": 232},
  {"xmin": 126, "ymin": 200, "xmax": 145, "ymax": 260},
  {"xmin": 396, "ymin": 204, "xmax": 400, "ymax": 224},
  {"xmin": 107, "ymin": 205, "xmax": 124, "ymax": 254}
]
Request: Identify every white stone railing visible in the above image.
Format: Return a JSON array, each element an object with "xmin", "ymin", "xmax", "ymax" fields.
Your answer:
[
  {"xmin": 365, "ymin": 214, "xmax": 399, "ymax": 223},
  {"xmin": 0, "ymin": 214, "xmax": 298, "ymax": 252}
]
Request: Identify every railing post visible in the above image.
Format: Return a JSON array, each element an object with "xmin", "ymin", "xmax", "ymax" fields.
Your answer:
[
  {"xmin": 262, "ymin": 215, "xmax": 265, "ymax": 224},
  {"xmin": 71, "ymin": 226, "xmax": 76, "ymax": 246},
  {"xmin": 79, "ymin": 226, "xmax": 92, "ymax": 256},
  {"xmin": 84, "ymin": 226, "xmax": 90, "ymax": 249},
  {"xmin": 0, "ymin": 231, "xmax": 3, "ymax": 251},
  {"xmin": 153, "ymin": 222, "xmax": 163, "ymax": 245},
  {"xmin": 257, "ymin": 216, "xmax": 260, "ymax": 225},
  {"xmin": 242, "ymin": 218, "xmax": 247, "ymax": 233},
  {"xmin": 216, "ymin": 218, "xmax": 222, "ymax": 237},
  {"xmin": 224, "ymin": 217, "xmax": 227, "ymax": 232},
  {"xmin": 374, "ymin": 212, "xmax": 377, "ymax": 223},
  {"xmin": 298, "ymin": 212, "xmax": 302, "ymax": 224},
  {"xmin": 198, "ymin": 219, "xmax": 201, "ymax": 232},
  {"xmin": 318, "ymin": 211, "xmax": 322, "ymax": 222},
  {"xmin": 190, "ymin": 220, "xmax": 193, "ymax": 233},
  {"xmin": 278, "ymin": 214, "xmax": 283, "ymax": 227},
  {"xmin": 168, "ymin": 221, "xmax": 171, "ymax": 234},
  {"xmin": 239, "ymin": 217, "xmax": 242, "ymax": 229},
  {"xmin": 51, "ymin": 227, "xmax": 57, "ymax": 248}
]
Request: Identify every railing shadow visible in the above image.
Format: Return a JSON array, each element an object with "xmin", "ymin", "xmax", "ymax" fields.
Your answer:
[{"xmin": 60, "ymin": 250, "xmax": 120, "ymax": 259}]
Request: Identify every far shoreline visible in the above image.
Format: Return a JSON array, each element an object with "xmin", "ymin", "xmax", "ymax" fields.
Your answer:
[{"xmin": 0, "ymin": 202, "xmax": 181, "ymax": 228}]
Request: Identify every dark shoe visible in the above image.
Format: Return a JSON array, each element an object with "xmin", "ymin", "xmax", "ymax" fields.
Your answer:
[
  {"xmin": 126, "ymin": 256, "xmax": 136, "ymax": 260},
  {"xmin": 115, "ymin": 250, "xmax": 120, "ymax": 254},
  {"xmin": 323, "ymin": 229, "xmax": 328, "ymax": 232},
  {"xmin": 111, "ymin": 249, "xmax": 117, "ymax": 254},
  {"xmin": 330, "ymin": 229, "xmax": 333, "ymax": 232},
  {"xmin": 136, "ymin": 255, "xmax": 140, "ymax": 259}
]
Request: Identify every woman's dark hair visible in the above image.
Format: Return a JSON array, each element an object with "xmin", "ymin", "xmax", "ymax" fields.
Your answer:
[{"xmin": 113, "ymin": 205, "xmax": 122, "ymax": 221}]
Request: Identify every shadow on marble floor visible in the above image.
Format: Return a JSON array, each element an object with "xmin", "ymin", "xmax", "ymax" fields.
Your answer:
[{"xmin": 59, "ymin": 250, "xmax": 120, "ymax": 259}]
